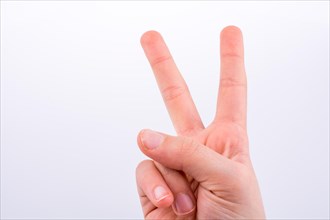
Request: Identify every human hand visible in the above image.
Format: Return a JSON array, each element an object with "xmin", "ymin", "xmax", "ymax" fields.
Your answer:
[{"xmin": 136, "ymin": 26, "xmax": 265, "ymax": 219}]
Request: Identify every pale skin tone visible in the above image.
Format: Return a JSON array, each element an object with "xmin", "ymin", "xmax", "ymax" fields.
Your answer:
[{"xmin": 136, "ymin": 26, "xmax": 266, "ymax": 219}]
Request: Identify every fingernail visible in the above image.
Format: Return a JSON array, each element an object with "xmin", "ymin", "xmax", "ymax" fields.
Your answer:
[
  {"xmin": 141, "ymin": 129, "xmax": 164, "ymax": 149},
  {"xmin": 174, "ymin": 193, "xmax": 195, "ymax": 214},
  {"xmin": 154, "ymin": 186, "xmax": 169, "ymax": 201}
]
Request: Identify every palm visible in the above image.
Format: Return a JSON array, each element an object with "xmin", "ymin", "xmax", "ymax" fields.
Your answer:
[{"xmin": 138, "ymin": 27, "xmax": 263, "ymax": 219}]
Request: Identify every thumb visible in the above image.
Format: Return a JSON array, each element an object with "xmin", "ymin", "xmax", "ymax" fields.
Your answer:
[{"xmin": 137, "ymin": 129, "xmax": 233, "ymax": 183}]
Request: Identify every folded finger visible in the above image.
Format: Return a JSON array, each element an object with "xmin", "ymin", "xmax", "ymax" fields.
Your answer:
[
  {"xmin": 136, "ymin": 160, "xmax": 174, "ymax": 213},
  {"xmin": 154, "ymin": 162, "xmax": 196, "ymax": 217}
]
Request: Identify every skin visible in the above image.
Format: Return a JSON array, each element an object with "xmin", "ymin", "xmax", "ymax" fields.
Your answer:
[{"xmin": 136, "ymin": 26, "xmax": 266, "ymax": 219}]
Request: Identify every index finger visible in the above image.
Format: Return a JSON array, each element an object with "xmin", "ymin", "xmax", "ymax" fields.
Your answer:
[{"xmin": 141, "ymin": 31, "xmax": 204, "ymax": 136}]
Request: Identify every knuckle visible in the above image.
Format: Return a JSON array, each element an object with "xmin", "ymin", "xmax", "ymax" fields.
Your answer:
[
  {"xmin": 161, "ymin": 85, "xmax": 186, "ymax": 102},
  {"xmin": 179, "ymin": 137, "xmax": 193, "ymax": 154},
  {"xmin": 150, "ymin": 55, "xmax": 172, "ymax": 68},
  {"xmin": 178, "ymin": 137, "xmax": 200, "ymax": 170},
  {"xmin": 220, "ymin": 77, "xmax": 246, "ymax": 88},
  {"xmin": 222, "ymin": 51, "xmax": 243, "ymax": 60}
]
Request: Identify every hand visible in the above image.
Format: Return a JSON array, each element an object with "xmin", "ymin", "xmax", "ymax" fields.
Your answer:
[{"xmin": 136, "ymin": 26, "xmax": 265, "ymax": 219}]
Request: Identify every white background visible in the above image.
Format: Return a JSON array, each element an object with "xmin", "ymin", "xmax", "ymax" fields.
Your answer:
[{"xmin": 1, "ymin": 1, "xmax": 329, "ymax": 219}]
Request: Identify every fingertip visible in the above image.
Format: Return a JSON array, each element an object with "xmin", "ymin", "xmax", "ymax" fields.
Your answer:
[
  {"xmin": 221, "ymin": 25, "xmax": 243, "ymax": 38},
  {"xmin": 139, "ymin": 129, "xmax": 165, "ymax": 150},
  {"xmin": 172, "ymin": 193, "xmax": 196, "ymax": 216},
  {"xmin": 220, "ymin": 25, "xmax": 244, "ymax": 59},
  {"xmin": 135, "ymin": 160, "xmax": 175, "ymax": 210},
  {"xmin": 137, "ymin": 129, "xmax": 158, "ymax": 152},
  {"xmin": 155, "ymin": 190, "xmax": 174, "ymax": 208},
  {"xmin": 137, "ymin": 129, "xmax": 145, "ymax": 148},
  {"xmin": 140, "ymin": 30, "xmax": 163, "ymax": 46}
]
